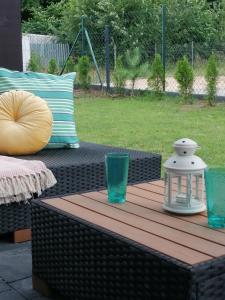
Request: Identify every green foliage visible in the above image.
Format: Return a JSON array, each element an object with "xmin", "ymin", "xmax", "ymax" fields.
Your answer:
[
  {"xmin": 39, "ymin": 0, "xmax": 63, "ymax": 7},
  {"xmin": 112, "ymin": 57, "xmax": 128, "ymax": 94},
  {"xmin": 175, "ymin": 56, "xmax": 194, "ymax": 102},
  {"xmin": 23, "ymin": 0, "xmax": 223, "ymax": 60},
  {"xmin": 213, "ymin": 0, "xmax": 225, "ymax": 43},
  {"xmin": 22, "ymin": 1, "xmax": 66, "ymax": 35},
  {"xmin": 21, "ymin": 0, "xmax": 40, "ymax": 21},
  {"xmin": 48, "ymin": 58, "xmax": 58, "ymax": 74},
  {"xmin": 77, "ymin": 56, "xmax": 91, "ymax": 89},
  {"xmin": 205, "ymin": 54, "xmax": 218, "ymax": 106},
  {"xmin": 64, "ymin": 57, "xmax": 76, "ymax": 73},
  {"xmin": 27, "ymin": 53, "xmax": 42, "ymax": 72},
  {"xmin": 166, "ymin": 1, "xmax": 217, "ymax": 46},
  {"xmin": 148, "ymin": 54, "xmax": 164, "ymax": 96},
  {"xmin": 60, "ymin": 0, "xmax": 219, "ymax": 54},
  {"xmin": 125, "ymin": 47, "xmax": 148, "ymax": 96}
]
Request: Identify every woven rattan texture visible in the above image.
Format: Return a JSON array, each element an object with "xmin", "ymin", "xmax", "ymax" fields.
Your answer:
[
  {"xmin": 32, "ymin": 203, "xmax": 197, "ymax": 300},
  {"xmin": 0, "ymin": 201, "xmax": 31, "ymax": 234},
  {"xmin": 0, "ymin": 142, "xmax": 160, "ymax": 235},
  {"xmin": 19, "ymin": 142, "xmax": 161, "ymax": 198}
]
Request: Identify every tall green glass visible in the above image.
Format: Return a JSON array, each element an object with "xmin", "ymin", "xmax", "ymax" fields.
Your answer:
[
  {"xmin": 105, "ymin": 153, "xmax": 129, "ymax": 203},
  {"xmin": 205, "ymin": 168, "xmax": 225, "ymax": 228}
]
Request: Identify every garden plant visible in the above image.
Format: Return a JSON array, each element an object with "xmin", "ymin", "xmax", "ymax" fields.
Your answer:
[
  {"xmin": 28, "ymin": 53, "xmax": 42, "ymax": 72},
  {"xmin": 64, "ymin": 56, "xmax": 76, "ymax": 73},
  {"xmin": 205, "ymin": 54, "xmax": 218, "ymax": 106},
  {"xmin": 77, "ymin": 55, "xmax": 91, "ymax": 90},
  {"xmin": 125, "ymin": 47, "xmax": 148, "ymax": 96},
  {"xmin": 175, "ymin": 56, "xmax": 194, "ymax": 103},
  {"xmin": 48, "ymin": 58, "xmax": 58, "ymax": 74},
  {"xmin": 112, "ymin": 56, "xmax": 128, "ymax": 94},
  {"xmin": 148, "ymin": 54, "xmax": 164, "ymax": 96}
]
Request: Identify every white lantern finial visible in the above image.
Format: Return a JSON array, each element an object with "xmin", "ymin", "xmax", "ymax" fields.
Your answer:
[{"xmin": 163, "ymin": 138, "xmax": 207, "ymax": 214}]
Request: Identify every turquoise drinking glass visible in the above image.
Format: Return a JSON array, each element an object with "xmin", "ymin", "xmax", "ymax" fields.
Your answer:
[
  {"xmin": 105, "ymin": 153, "xmax": 129, "ymax": 203},
  {"xmin": 205, "ymin": 168, "xmax": 225, "ymax": 228}
]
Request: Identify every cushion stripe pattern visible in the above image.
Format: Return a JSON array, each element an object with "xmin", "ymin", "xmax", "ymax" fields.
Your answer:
[{"xmin": 0, "ymin": 68, "xmax": 79, "ymax": 148}]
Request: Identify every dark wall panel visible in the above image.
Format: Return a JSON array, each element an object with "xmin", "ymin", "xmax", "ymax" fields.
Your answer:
[{"xmin": 0, "ymin": 0, "xmax": 23, "ymax": 71}]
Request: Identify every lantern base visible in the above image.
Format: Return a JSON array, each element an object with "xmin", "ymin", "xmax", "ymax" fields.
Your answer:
[{"xmin": 163, "ymin": 202, "xmax": 206, "ymax": 215}]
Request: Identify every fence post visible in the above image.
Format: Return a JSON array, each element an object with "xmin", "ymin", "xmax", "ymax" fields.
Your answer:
[
  {"xmin": 81, "ymin": 15, "xmax": 85, "ymax": 56},
  {"xmin": 155, "ymin": 43, "xmax": 157, "ymax": 56},
  {"xmin": 113, "ymin": 42, "xmax": 117, "ymax": 69},
  {"xmin": 162, "ymin": 4, "xmax": 166, "ymax": 92},
  {"xmin": 191, "ymin": 41, "xmax": 194, "ymax": 68},
  {"xmin": 105, "ymin": 25, "xmax": 110, "ymax": 92}
]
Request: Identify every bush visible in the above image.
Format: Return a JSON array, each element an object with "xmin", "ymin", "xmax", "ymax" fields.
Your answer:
[
  {"xmin": 64, "ymin": 56, "xmax": 76, "ymax": 73},
  {"xmin": 112, "ymin": 56, "xmax": 128, "ymax": 94},
  {"xmin": 205, "ymin": 54, "xmax": 218, "ymax": 106},
  {"xmin": 48, "ymin": 58, "xmax": 58, "ymax": 74},
  {"xmin": 175, "ymin": 56, "xmax": 194, "ymax": 102},
  {"xmin": 125, "ymin": 47, "xmax": 148, "ymax": 96},
  {"xmin": 27, "ymin": 53, "xmax": 42, "ymax": 72},
  {"xmin": 77, "ymin": 56, "xmax": 91, "ymax": 89},
  {"xmin": 148, "ymin": 54, "xmax": 164, "ymax": 96}
]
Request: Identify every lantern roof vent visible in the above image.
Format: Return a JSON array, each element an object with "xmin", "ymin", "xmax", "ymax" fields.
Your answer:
[
  {"xmin": 173, "ymin": 138, "xmax": 199, "ymax": 156},
  {"xmin": 163, "ymin": 138, "xmax": 207, "ymax": 173}
]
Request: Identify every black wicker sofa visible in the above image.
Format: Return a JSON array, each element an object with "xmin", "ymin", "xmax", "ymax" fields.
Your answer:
[{"xmin": 0, "ymin": 141, "xmax": 161, "ymax": 238}]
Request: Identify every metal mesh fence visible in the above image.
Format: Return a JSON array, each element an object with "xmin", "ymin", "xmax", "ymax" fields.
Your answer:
[
  {"xmin": 23, "ymin": 8, "xmax": 225, "ymax": 98},
  {"xmin": 164, "ymin": 43, "xmax": 225, "ymax": 97},
  {"xmin": 78, "ymin": 8, "xmax": 225, "ymax": 98}
]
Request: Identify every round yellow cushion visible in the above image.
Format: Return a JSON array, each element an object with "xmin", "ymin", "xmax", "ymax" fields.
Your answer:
[{"xmin": 0, "ymin": 90, "xmax": 52, "ymax": 155}]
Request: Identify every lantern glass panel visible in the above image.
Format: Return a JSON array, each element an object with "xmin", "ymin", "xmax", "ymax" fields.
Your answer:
[{"xmin": 164, "ymin": 171, "xmax": 205, "ymax": 213}]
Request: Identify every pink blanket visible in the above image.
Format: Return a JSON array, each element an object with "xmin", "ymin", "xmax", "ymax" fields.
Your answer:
[{"xmin": 0, "ymin": 156, "xmax": 57, "ymax": 204}]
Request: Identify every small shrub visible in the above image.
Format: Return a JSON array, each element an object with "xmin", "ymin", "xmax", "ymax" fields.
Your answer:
[
  {"xmin": 125, "ymin": 47, "xmax": 148, "ymax": 96},
  {"xmin": 175, "ymin": 56, "xmax": 194, "ymax": 102},
  {"xmin": 112, "ymin": 56, "xmax": 128, "ymax": 94},
  {"xmin": 48, "ymin": 58, "xmax": 58, "ymax": 74},
  {"xmin": 27, "ymin": 53, "xmax": 42, "ymax": 72},
  {"xmin": 65, "ymin": 56, "xmax": 76, "ymax": 73},
  {"xmin": 205, "ymin": 54, "xmax": 218, "ymax": 106},
  {"xmin": 77, "ymin": 56, "xmax": 91, "ymax": 89},
  {"xmin": 148, "ymin": 54, "xmax": 164, "ymax": 96}
]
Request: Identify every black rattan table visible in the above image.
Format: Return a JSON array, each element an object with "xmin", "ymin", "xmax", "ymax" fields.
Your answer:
[
  {"xmin": 32, "ymin": 180, "xmax": 225, "ymax": 300},
  {"xmin": 0, "ymin": 142, "xmax": 161, "ymax": 241},
  {"xmin": 24, "ymin": 141, "xmax": 161, "ymax": 198}
]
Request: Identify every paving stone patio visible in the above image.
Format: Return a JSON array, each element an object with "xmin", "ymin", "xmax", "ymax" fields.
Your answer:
[{"xmin": 0, "ymin": 237, "xmax": 52, "ymax": 300}]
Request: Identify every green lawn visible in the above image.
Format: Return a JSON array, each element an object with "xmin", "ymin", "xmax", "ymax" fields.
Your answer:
[{"xmin": 76, "ymin": 93, "xmax": 225, "ymax": 171}]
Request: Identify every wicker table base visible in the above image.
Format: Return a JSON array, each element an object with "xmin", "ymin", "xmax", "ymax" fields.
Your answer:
[{"xmin": 32, "ymin": 180, "xmax": 225, "ymax": 300}]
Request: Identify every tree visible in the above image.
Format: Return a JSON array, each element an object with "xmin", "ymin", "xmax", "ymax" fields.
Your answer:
[
  {"xmin": 175, "ymin": 56, "xmax": 194, "ymax": 102},
  {"xmin": 125, "ymin": 47, "xmax": 148, "ymax": 96},
  {"xmin": 48, "ymin": 58, "xmax": 58, "ymax": 74},
  {"xmin": 60, "ymin": 0, "xmax": 160, "ymax": 51},
  {"xmin": 166, "ymin": 0, "xmax": 217, "ymax": 46},
  {"xmin": 21, "ymin": 0, "xmax": 40, "ymax": 21},
  {"xmin": 64, "ymin": 57, "xmax": 76, "ymax": 73},
  {"xmin": 112, "ymin": 56, "xmax": 128, "ymax": 94},
  {"xmin": 40, "ymin": 0, "xmax": 63, "ymax": 7},
  {"xmin": 148, "ymin": 54, "xmax": 164, "ymax": 96},
  {"xmin": 205, "ymin": 54, "xmax": 218, "ymax": 106},
  {"xmin": 22, "ymin": 1, "xmax": 66, "ymax": 35},
  {"xmin": 27, "ymin": 53, "xmax": 42, "ymax": 72},
  {"xmin": 60, "ymin": 0, "xmax": 218, "ymax": 58},
  {"xmin": 77, "ymin": 56, "xmax": 91, "ymax": 89}
]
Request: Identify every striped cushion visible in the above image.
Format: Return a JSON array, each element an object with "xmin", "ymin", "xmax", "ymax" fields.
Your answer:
[{"xmin": 0, "ymin": 68, "xmax": 79, "ymax": 148}]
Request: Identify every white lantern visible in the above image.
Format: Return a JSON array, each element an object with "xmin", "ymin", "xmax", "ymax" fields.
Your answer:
[{"xmin": 163, "ymin": 138, "xmax": 207, "ymax": 214}]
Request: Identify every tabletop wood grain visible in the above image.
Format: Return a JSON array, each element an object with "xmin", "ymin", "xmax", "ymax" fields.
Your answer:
[{"xmin": 42, "ymin": 180, "xmax": 225, "ymax": 266}]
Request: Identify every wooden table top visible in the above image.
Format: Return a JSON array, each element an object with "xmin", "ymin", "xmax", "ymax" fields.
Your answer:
[{"xmin": 42, "ymin": 180, "xmax": 225, "ymax": 266}]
